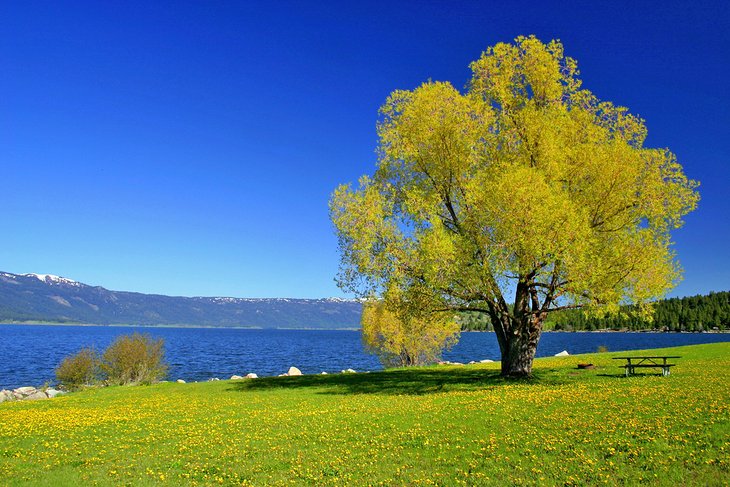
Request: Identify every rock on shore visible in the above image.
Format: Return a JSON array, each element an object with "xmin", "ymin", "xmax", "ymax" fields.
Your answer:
[
  {"xmin": 0, "ymin": 386, "xmax": 65, "ymax": 403},
  {"xmin": 277, "ymin": 366, "xmax": 306, "ymax": 377}
]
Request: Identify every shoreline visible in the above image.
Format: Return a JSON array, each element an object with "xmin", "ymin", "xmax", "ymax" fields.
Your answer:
[
  {"xmin": 460, "ymin": 329, "xmax": 730, "ymax": 334},
  {"xmin": 0, "ymin": 322, "xmax": 361, "ymax": 331},
  {"xmin": 1, "ymin": 322, "xmax": 727, "ymax": 333}
]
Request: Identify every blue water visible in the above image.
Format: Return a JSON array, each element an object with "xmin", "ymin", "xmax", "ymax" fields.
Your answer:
[{"xmin": 1, "ymin": 324, "xmax": 728, "ymax": 389}]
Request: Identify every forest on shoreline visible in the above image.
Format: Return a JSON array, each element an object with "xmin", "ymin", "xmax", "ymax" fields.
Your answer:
[{"xmin": 459, "ymin": 291, "xmax": 730, "ymax": 332}]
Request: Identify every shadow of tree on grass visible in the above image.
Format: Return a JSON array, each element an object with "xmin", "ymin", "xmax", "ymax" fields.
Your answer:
[{"xmin": 227, "ymin": 365, "xmax": 570, "ymax": 396}]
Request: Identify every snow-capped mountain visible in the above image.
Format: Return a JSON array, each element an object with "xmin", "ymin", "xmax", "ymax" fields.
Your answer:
[
  {"xmin": 0, "ymin": 271, "xmax": 361, "ymax": 328},
  {"xmin": 22, "ymin": 273, "xmax": 83, "ymax": 287}
]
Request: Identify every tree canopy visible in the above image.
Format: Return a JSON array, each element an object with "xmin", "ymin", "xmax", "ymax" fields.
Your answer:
[{"xmin": 330, "ymin": 36, "xmax": 699, "ymax": 376}]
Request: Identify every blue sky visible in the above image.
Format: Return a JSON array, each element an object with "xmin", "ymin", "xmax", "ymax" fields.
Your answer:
[{"xmin": 1, "ymin": 1, "xmax": 728, "ymax": 298}]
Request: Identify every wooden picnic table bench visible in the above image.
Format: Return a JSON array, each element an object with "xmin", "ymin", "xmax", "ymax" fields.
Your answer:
[{"xmin": 612, "ymin": 356, "xmax": 681, "ymax": 377}]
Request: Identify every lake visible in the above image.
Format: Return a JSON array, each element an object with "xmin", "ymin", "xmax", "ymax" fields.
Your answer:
[{"xmin": 1, "ymin": 324, "xmax": 728, "ymax": 390}]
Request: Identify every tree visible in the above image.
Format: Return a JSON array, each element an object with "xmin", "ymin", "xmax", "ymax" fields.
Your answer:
[
  {"xmin": 361, "ymin": 289, "xmax": 460, "ymax": 367},
  {"xmin": 330, "ymin": 36, "xmax": 699, "ymax": 377}
]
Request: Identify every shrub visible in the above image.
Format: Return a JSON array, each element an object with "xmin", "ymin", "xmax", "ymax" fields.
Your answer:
[
  {"xmin": 55, "ymin": 347, "xmax": 102, "ymax": 390},
  {"xmin": 362, "ymin": 298, "xmax": 460, "ymax": 368},
  {"xmin": 101, "ymin": 333, "xmax": 168, "ymax": 385}
]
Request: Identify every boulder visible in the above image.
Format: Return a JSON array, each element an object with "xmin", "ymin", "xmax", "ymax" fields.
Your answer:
[
  {"xmin": 230, "ymin": 375, "xmax": 243, "ymax": 380},
  {"xmin": 25, "ymin": 390, "xmax": 48, "ymax": 401},
  {"xmin": 176, "ymin": 379, "xmax": 186, "ymax": 384},
  {"xmin": 320, "ymin": 372, "xmax": 328, "ymax": 375},
  {"xmin": 245, "ymin": 373, "xmax": 258, "ymax": 379},
  {"xmin": 554, "ymin": 350, "xmax": 570, "ymax": 357},
  {"xmin": 208, "ymin": 378, "xmax": 220, "ymax": 381},
  {"xmin": 0, "ymin": 387, "xmax": 67, "ymax": 402},
  {"xmin": 479, "ymin": 359, "xmax": 494, "ymax": 363},
  {"xmin": 287, "ymin": 367, "xmax": 302, "ymax": 376}
]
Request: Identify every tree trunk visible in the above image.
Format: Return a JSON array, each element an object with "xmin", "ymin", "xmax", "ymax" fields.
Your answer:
[
  {"xmin": 501, "ymin": 328, "xmax": 541, "ymax": 377},
  {"xmin": 492, "ymin": 313, "xmax": 543, "ymax": 378}
]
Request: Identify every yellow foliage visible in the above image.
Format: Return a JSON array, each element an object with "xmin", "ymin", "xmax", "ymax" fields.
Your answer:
[
  {"xmin": 331, "ymin": 35, "xmax": 698, "ymax": 310},
  {"xmin": 361, "ymin": 292, "xmax": 459, "ymax": 367}
]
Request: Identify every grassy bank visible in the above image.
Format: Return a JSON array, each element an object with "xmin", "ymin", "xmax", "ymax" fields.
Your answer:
[{"xmin": 1, "ymin": 343, "xmax": 728, "ymax": 486}]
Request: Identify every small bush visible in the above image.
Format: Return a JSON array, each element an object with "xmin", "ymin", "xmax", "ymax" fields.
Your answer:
[
  {"xmin": 597, "ymin": 345, "xmax": 609, "ymax": 353},
  {"xmin": 55, "ymin": 347, "xmax": 102, "ymax": 390},
  {"xmin": 101, "ymin": 332, "xmax": 168, "ymax": 385}
]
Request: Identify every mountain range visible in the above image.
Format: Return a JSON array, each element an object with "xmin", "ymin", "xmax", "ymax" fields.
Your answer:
[{"xmin": 0, "ymin": 272, "xmax": 362, "ymax": 329}]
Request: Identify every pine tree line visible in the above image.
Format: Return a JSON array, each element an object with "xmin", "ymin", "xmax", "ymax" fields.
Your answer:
[{"xmin": 459, "ymin": 291, "xmax": 730, "ymax": 332}]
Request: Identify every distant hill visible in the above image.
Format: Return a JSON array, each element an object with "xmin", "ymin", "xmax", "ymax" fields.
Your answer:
[{"xmin": 0, "ymin": 272, "xmax": 362, "ymax": 329}]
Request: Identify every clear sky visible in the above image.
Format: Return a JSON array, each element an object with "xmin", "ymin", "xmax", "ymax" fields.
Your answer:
[{"xmin": 1, "ymin": 1, "xmax": 728, "ymax": 298}]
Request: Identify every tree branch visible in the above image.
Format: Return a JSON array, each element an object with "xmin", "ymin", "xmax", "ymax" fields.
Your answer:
[
  {"xmin": 433, "ymin": 306, "xmax": 492, "ymax": 314},
  {"xmin": 531, "ymin": 303, "xmax": 585, "ymax": 315}
]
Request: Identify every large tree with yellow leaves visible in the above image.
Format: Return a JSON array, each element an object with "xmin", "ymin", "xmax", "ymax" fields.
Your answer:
[{"xmin": 330, "ymin": 36, "xmax": 699, "ymax": 377}]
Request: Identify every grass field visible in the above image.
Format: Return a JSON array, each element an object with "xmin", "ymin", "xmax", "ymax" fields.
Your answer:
[{"xmin": 1, "ymin": 343, "xmax": 728, "ymax": 486}]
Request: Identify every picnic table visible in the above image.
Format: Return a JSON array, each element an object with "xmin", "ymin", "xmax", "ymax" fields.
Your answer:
[{"xmin": 612, "ymin": 356, "xmax": 681, "ymax": 377}]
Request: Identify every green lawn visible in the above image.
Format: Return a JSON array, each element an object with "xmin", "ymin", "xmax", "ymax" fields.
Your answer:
[{"xmin": 1, "ymin": 343, "xmax": 728, "ymax": 486}]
